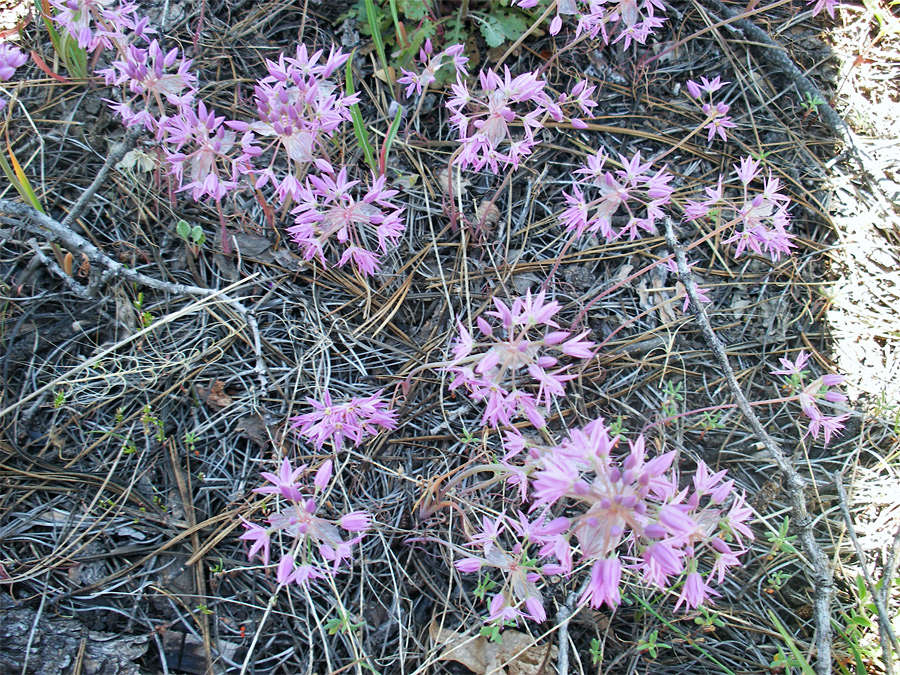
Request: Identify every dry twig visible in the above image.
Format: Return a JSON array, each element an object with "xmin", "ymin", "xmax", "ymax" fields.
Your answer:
[
  {"xmin": 664, "ymin": 216, "xmax": 834, "ymax": 675},
  {"xmin": 0, "ymin": 200, "xmax": 270, "ymax": 392}
]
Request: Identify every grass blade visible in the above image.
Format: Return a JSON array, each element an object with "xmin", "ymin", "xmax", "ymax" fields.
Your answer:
[
  {"xmin": 2, "ymin": 143, "xmax": 44, "ymax": 213},
  {"xmin": 768, "ymin": 610, "xmax": 817, "ymax": 675},
  {"xmin": 378, "ymin": 106, "xmax": 403, "ymax": 175},
  {"xmin": 364, "ymin": 0, "xmax": 392, "ymax": 85},
  {"xmin": 345, "ymin": 53, "xmax": 377, "ymax": 173}
]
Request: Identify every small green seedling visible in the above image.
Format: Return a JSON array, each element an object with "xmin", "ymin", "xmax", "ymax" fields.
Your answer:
[
  {"xmin": 693, "ymin": 605, "xmax": 726, "ymax": 630},
  {"xmin": 480, "ymin": 620, "xmax": 515, "ymax": 644},
  {"xmin": 637, "ymin": 629, "xmax": 671, "ymax": 659},
  {"xmin": 176, "ymin": 220, "xmax": 206, "ymax": 255},
  {"xmin": 133, "ymin": 292, "xmax": 153, "ymax": 328},
  {"xmin": 324, "ymin": 609, "xmax": 366, "ymax": 635},
  {"xmin": 765, "ymin": 516, "xmax": 799, "ymax": 555},
  {"xmin": 799, "ymin": 92, "xmax": 827, "ymax": 124},
  {"xmin": 53, "ymin": 389, "xmax": 67, "ymax": 408},
  {"xmin": 473, "ymin": 574, "xmax": 497, "ymax": 601},
  {"xmin": 661, "ymin": 380, "xmax": 684, "ymax": 419}
]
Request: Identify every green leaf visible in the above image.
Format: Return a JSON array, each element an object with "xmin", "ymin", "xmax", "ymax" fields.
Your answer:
[
  {"xmin": 364, "ymin": 0, "xmax": 391, "ymax": 84},
  {"xmin": 396, "ymin": 0, "xmax": 427, "ymax": 21},
  {"xmin": 444, "ymin": 16, "xmax": 467, "ymax": 45},
  {"xmin": 494, "ymin": 10, "xmax": 528, "ymax": 40},
  {"xmin": 478, "ymin": 15, "xmax": 506, "ymax": 47},
  {"xmin": 190, "ymin": 225, "xmax": 205, "ymax": 246},
  {"xmin": 848, "ymin": 615, "xmax": 874, "ymax": 629},
  {"xmin": 176, "ymin": 220, "xmax": 191, "ymax": 240}
]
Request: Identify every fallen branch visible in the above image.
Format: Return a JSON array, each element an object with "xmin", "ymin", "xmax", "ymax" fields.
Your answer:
[
  {"xmin": 0, "ymin": 199, "xmax": 269, "ymax": 392},
  {"xmin": 663, "ymin": 216, "xmax": 834, "ymax": 675}
]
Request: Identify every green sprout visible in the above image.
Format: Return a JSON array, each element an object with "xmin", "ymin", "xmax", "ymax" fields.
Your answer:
[
  {"xmin": 480, "ymin": 621, "xmax": 515, "ymax": 644},
  {"xmin": 661, "ymin": 380, "xmax": 684, "ymax": 419},
  {"xmin": 324, "ymin": 609, "xmax": 366, "ymax": 635},
  {"xmin": 765, "ymin": 516, "xmax": 799, "ymax": 555},
  {"xmin": 53, "ymin": 389, "xmax": 67, "ymax": 408},
  {"xmin": 176, "ymin": 219, "xmax": 206, "ymax": 255},
  {"xmin": 694, "ymin": 605, "xmax": 727, "ymax": 630},
  {"xmin": 800, "ymin": 92, "xmax": 827, "ymax": 114},
  {"xmin": 637, "ymin": 629, "xmax": 671, "ymax": 659},
  {"xmin": 472, "ymin": 574, "xmax": 497, "ymax": 601}
]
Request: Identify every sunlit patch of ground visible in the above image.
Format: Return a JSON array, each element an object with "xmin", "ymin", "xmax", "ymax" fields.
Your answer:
[
  {"xmin": 0, "ymin": 0, "xmax": 27, "ymax": 38},
  {"xmin": 822, "ymin": 4, "xmax": 900, "ymax": 670}
]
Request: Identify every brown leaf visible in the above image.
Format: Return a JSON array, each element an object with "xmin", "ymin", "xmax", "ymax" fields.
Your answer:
[
  {"xmin": 236, "ymin": 413, "xmax": 270, "ymax": 446},
  {"xmin": 230, "ymin": 232, "xmax": 273, "ymax": 258},
  {"xmin": 196, "ymin": 380, "xmax": 234, "ymax": 409},
  {"xmin": 434, "ymin": 166, "xmax": 470, "ymax": 201},
  {"xmin": 431, "ymin": 625, "xmax": 557, "ymax": 675}
]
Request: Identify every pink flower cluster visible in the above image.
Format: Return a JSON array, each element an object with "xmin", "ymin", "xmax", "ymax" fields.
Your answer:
[
  {"xmin": 446, "ymin": 68, "xmax": 596, "ymax": 173},
  {"xmin": 771, "ymin": 351, "xmax": 849, "ymax": 445},
  {"xmin": 0, "ymin": 44, "xmax": 28, "ymax": 112},
  {"xmin": 49, "ymin": 0, "xmax": 403, "ymax": 274},
  {"xmin": 290, "ymin": 388, "xmax": 397, "ymax": 451},
  {"xmin": 685, "ymin": 156, "xmax": 794, "ymax": 261},
  {"xmin": 50, "ymin": 0, "xmax": 150, "ymax": 53},
  {"xmin": 250, "ymin": 45, "xmax": 359, "ymax": 204},
  {"xmin": 445, "ymin": 290, "xmax": 594, "ymax": 429},
  {"xmin": 97, "ymin": 39, "xmax": 196, "ymax": 130},
  {"xmin": 398, "ymin": 39, "xmax": 468, "ymax": 98},
  {"xmin": 52, "ymin": 0, "xmax": 397, "ymax": 275},
  {"xmin": 515, "ymin": 0, "xmax": 666, "ymax": 48},
  {"xmin": 561, "ymin": 150, "xmax": 674, "ymax": 241},
  {"xmin": 162, "ymin": 102, "xmax": 258, "ymax": 202},
  {"xmin": 685, "ymin": 76, "xmax": 736, "ymax": 143},
  {"xmin": 455, "ymin": 418, "xmax": 752, "ymax": 625},
  {"xmin": 286, "ymin": 163, "xmax": 406, "ymax": 275},
  {"xmin": 240, "ymin": 458, "xmax": 371, "ymax": 587}
]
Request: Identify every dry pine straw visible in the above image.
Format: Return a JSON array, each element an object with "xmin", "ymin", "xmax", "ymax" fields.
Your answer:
[{"xmin": 1, "ymin": 0, "xmax": 899, "ymax": 674}]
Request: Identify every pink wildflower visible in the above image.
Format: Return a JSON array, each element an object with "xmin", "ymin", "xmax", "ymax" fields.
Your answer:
[
  {"xmin": 239, "ymin": 518, "xmax": 271, "ymax": 566},
  {"xmin": 444, "ymin": 290, "xmax": 595, "ymax": 428},
  {"xmin": 398, "ymin": 40, "xmax": 468, "ymax": 97},
  {"xmin": 97, "ymin": 40, "xmax": 196, "ymax": 130},
  {"xmin": 674, "ymin": 571, "xmax": 720, "ymax": 611},
  {"xmin": 161, "ymin": 101, "xmax": 258, "ymax": 202},
  {"xmin": 685, "ymin": 156, "xmax": 795, "ymax": 261},
  {"xmin": 0, "ymin": 44, "xmax": 27, "ymax": 82},
  {"xmin": 287, "ymin": 165, "xmax": 405, "ymax": 275},
  {"xmin": 290, "ymin": 388, "xmax": 397, "ymax": 450},
  {"xmin": 250, "ymin": 45, "xmax": 358, "ymax": 203},
  {"xmin": 582, "ymin": 556, "xmax": 622, "ymax": 609},
  {"xmin": 446, "ymin": 69, "xmax": 594, "ymax": 173},
  {"xmin": 771, "ymin": 352, "xmax": 849, "ymax": 445},
  {"xmin": 50, "ymin": 0, "xmax": 150, "ymax": 52},
  {"xmin": 242, "ymin": 458, "xmax": 371, "ymax": 587},
  {"xmin": 562, "ymin": 149, "xmax": 674, "ymax": 241}
]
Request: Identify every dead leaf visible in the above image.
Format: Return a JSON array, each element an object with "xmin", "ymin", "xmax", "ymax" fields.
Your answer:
[
  {"xmin": 231, "ymin": 232, "xmax": 273, "ymax": 258},
  {"xmin": 373, "ymin": 66, "xmax": 396, "ymax": 83},
  {"xmin": 435, "ymin": 166, "xmax": 470, "ymax": 201},
  {"xmin": 236, "ymin": 413, "xmax": 270, "ymax": 446},
  {"xmin": 196, "ymin": 380, "xmax": 234, "ymax": 409},
  {"xmin": 431, "ymin": 624, "xmax": 557, "ymax": 675},
  {"xmin": 477, "ymin": 200, "xmax": 501, "ymax": 230}
]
